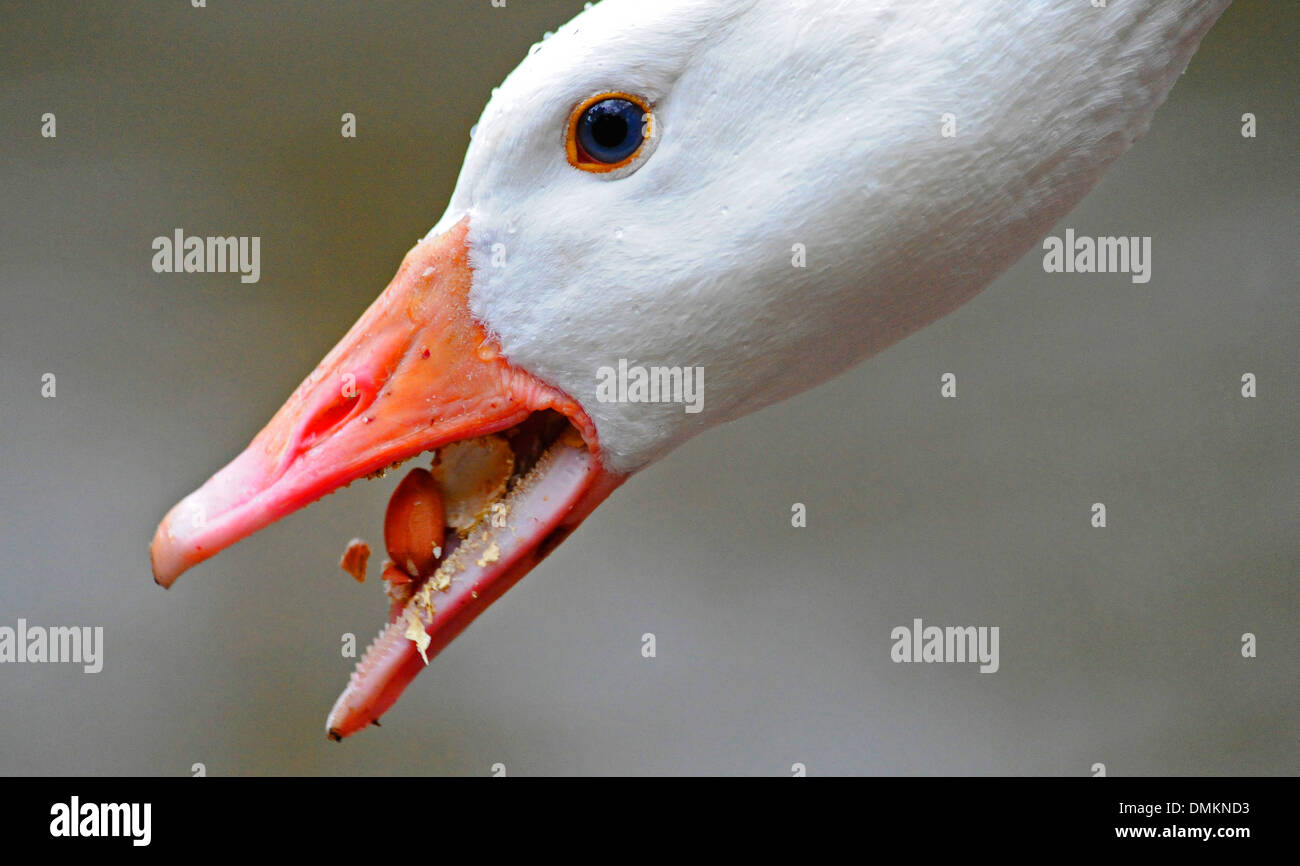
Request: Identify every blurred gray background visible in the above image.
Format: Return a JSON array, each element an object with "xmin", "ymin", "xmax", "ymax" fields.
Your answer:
[{"xmin": 1, "ymin": 1, "xmax": 1295, "ymax": 776}]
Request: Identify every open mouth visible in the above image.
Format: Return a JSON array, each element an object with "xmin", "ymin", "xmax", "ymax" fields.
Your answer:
[
  {"xmin": 149, "ymin": 218, "xmax": 626, "ymax": 739},
  {"xmin": 328, "ymin": 411, "xmax": 620, "ymax": 740}
]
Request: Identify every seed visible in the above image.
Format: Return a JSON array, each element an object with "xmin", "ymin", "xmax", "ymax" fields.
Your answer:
[
  {"xmin": 338, "ymin": 538, "xmax": 370, "ymax": 583},
  {"xmin": 384, "ymin": 468, "xmax": 446, "ymax": 579},
  {"xmin": 380, "ymin": 559, "xmax": 412, "ymax": 586},
  {"xmin": 431, "ymin": 435, "xmax": 514, "ymax": 534},
  {"xmin": 381, "ymin": 560, "xmax": 415, "ymax": 624}
]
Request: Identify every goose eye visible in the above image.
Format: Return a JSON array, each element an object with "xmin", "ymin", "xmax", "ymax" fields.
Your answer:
[
  {"xmin": 578, "ymin": 98, "xmax": 642, "ymax": 161},
  {"xmin": 566, "ymin": 92, "xmax": 655, "ymax": 174}
]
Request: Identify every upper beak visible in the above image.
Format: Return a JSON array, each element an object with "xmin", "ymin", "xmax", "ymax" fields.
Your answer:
[
  {"xmin": 152, "ymin": 217, "xmax": 592, "ymax": 586},
  {"xmin": 150, "ymin": 216, "xmax": 626, "ymax": 736}
]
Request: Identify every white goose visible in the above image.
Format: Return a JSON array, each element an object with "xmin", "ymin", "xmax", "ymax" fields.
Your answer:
[{"xmin": 150, "ymin": 0, "xmax": 1232, "ymax": 738}]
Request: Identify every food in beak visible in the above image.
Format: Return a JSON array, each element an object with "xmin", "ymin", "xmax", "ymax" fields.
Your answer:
[
  {"xmin": 381, "ymin": 560, "xmax": 415, "ymax": 624},
  {"xmin": 329, "ymin": 412, "xmax": 623, "ymax": 740},
  {"xmin": 383, "ymin": 468, "xmax": 446, "ymax": 581},
  {"xmin": 431, "ymin": 435, "xmax": 514, "ymax": 534},
  {"xmin": 150, "ymin": 218, "xmax": 627, "ymax": 740}
]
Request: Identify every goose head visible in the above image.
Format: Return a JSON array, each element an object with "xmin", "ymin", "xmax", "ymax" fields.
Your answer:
[{"xmin": 149, "ymin": 0, "xmax": 1230, "ymax": 738}]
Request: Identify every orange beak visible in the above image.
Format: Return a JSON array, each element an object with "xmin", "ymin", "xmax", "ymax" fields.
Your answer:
[{"xmin": 150, "ymin": 217, "xmax": 626, "ymax": 737}]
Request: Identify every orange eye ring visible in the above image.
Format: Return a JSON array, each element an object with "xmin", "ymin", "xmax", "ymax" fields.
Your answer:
[{"xmin": 565, "ymin": 91, "xmax": 656, "ymax": 174}]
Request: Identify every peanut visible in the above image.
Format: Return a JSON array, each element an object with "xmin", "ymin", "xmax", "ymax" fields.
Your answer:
[
  {"xmin": 431, "ymin": 435, "xmax": 514, "ymax": 534},
  {"xmin": 381, "ymin": 560, "xmax": 415, "ymax": 624},
  {"xmin": 384, "ymin": 468, "xmax": 446, "ymax": 579},
  {"xmin": 338, "ymin": 538, "xmax": 371, "ymax": 583}
]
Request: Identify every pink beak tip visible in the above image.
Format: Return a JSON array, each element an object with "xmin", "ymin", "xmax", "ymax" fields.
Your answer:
[{"xmin": 149, "ymin": 521, "xmax": 182, "ymax": 589}]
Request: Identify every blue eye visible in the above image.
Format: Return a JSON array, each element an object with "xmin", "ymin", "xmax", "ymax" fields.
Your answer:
[{"xmin": 575, "ymin": 97, "xmax": 646, "ymax": 165}]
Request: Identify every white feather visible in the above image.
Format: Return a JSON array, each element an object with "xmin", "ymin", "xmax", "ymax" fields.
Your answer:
[{"xmin": 430, "ymin": 0, "xmax": 1230, "ymax": 472}]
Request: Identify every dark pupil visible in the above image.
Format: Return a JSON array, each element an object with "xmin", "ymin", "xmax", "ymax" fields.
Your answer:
[
  {"xmin": 578, "ymin": 98, "xmax": 643, "ymax": 163},
  {"xmin": 591, "ymin": 113, "xmax": 629, "ymax": 149}
]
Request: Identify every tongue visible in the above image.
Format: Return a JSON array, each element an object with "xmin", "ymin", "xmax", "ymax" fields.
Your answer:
[{"xmin": 327, "ymin": 442, "xmax": 624, "ymax": 740}]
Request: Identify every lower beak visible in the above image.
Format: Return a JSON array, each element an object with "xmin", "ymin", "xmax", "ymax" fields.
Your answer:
[{"xmin": 150, "ymin": 217, "xmax": 626, "ymax": 737}]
